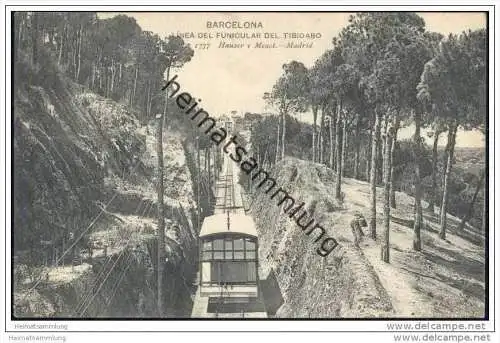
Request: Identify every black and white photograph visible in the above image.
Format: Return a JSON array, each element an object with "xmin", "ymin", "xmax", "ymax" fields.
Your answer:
[{"xmin": 2, "ymin": 2, "xmax": 498, "ymax": 343}]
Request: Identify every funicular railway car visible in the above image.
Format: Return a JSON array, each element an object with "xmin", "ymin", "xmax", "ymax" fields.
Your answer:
[
  {"xmin": 193, "ymin": 211, "xmax": 267, "ymax": 317},
  {"xmin": 199, "ymin": 212, "xmax": 258, "ymax": 298}
]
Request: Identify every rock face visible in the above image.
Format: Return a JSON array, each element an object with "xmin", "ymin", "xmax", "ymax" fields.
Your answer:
[
  {"xmin": 13, "ymin": 54, "xmax": 144, "ymax": 259},
  {"xmin": 250, "ymin": 158, "xmax": 394, "ymax": 318},
  {"xmin": 14, "ymin": 244, "xmax": 157, "ymax": 318},
  {"xmin": 14, "ymin": 232, "xmax": 196, "ymax": 318},
  {"xmin": 13, "ymin": 54, "xmax": 198, "ymax": 318}
]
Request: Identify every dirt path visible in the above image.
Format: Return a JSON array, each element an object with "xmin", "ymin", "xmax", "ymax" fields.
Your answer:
[
  {"xmin": 362, "ymin": 243, "xmax": 434, "ymax": 317},
  {"xmin": 340, "ymin": 177, "xmax": 485, "ymax": 318}
]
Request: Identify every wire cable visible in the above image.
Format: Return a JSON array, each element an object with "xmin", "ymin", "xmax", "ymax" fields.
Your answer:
[
  {"xmin": 73, "ymin": 196, "xmax": 150, "ymax": 315},
  {"xmin": 77, "ymin": 199, "xmax": 156, "ymax": 316},
  {"xmin": 22, "ymin": 158, "xmax": 144, "ymax": 300}
]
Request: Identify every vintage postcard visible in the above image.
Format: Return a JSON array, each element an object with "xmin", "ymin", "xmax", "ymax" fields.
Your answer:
[{"xmin": 3, "ymin": 3, "xmax": 496, "ymax": 342}]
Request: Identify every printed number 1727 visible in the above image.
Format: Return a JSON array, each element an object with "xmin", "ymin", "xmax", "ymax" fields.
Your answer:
[{"xmin": 195, "ymin": 43, "xmax": 210, "ymax": 49}]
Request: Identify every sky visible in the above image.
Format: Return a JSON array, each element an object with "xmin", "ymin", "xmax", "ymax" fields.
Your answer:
[{"xmin": 98, "ymin": 12, "xmax": 487, "ymax": 147}]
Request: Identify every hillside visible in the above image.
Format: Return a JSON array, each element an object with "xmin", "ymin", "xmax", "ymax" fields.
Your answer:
[
  {"xmin": 250, "ymin": 157, "xmax": 485, "ymax": 318},
  {"xmin": 13, "ymin": 52, "xmax": 199, "ymax": 318}
]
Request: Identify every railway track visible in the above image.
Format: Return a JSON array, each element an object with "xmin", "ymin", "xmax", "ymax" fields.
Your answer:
[
  {"xmin": 191, "ymin": 152, "xmax": 267, "ymax": 318},
  {"xmin": 214, "ymin": 157, "xmax": 240, "ymax": 214}
]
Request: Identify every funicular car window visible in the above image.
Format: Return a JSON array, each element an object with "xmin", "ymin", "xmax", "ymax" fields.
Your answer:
[
  {"xmin": 202, "ymin": 235, "xmax": 257, "ymax": 261},
  {"xmin": 202, "ymin": 241, "xmax": 213, "ymax": 260},
  {"xmin": 246, "ymin": 251, "xmax": 256, "ymax": 259},
  {"xmin": 234, "ymin": 238, "xmax": 244, "ymax": 250},
  {"xmin": 225, "ymin": 238, "xmax": 234, "ymax": 259},
  {"xmin": 234, "ymin": 251, "xmax": 244, "ymax": 259},
  {"xmin": 245, "ymin": 239, "xmax": 256, "ymax": 250},
  {"xmin": 214, "ymin": 251, "xmax": 224, "ymax": 259},
  {"xmin": 213, "ymin": 239, "xmax": 224, "ymax": 250}
]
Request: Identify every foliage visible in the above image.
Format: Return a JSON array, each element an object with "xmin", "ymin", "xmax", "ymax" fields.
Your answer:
[
  {"xmin": 264, "ymin": 61, "xmax": 310, "ymax": 115},
  {"xmin": 14, "ymin": 12, "xmax": 193, "ymax": 123},
  {"xmin": 418, "ymin": 29, "xmax": 487, "ymax": 131}
]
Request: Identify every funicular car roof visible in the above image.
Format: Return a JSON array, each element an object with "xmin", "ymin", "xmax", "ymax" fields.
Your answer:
[{"xmin": 199, "ymin": 212, "xmax": 258, "ymax": 238}]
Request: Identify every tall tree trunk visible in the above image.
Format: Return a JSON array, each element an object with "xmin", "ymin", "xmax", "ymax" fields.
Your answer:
[
  {"xmin": 317, "ymin": 120, "xmax": 321, "ymax": 164},
  {"xmin": 132, "ymin": 65, "xmax": 139, "ymax": 108},
  {"xmin": 204, "ymin": 148, "xmax": 208, "ymax": 173},
  {"xmin": 196, "ymin": 136, "xmax": 201, "ymax": 229},
  {"xmin": 390, "ymin": 116, "xmax": 400, "ymax": 208},
  {"xmin": 119, "ymin": 63, "xmax": 122, "ymax": 85},
  {"xmin": 335, "ymin": 101, "xmax": 343, "ymax": 200},
  {"xmin": 413, "ymin": 112, "xmax": 423, "ymax": 251},
  {"xmin": 366, "ymin": 128, "xmax": 372, "ymax": 182},
  {"xmin": 213, "ymin": 146, "xmax": 218, "ymax": 188},
  {"xmin": 458, "ymin": 170, "xmax": 485, "ymax": 231},
  {"xmin": 76, "ymin": 25, "xmax": 82, "ymax": 82},
  {"xmin": 281, "ymin": 112, "xmax": 286, "ymax": 160},
  {"xmin": 341, "ymin": 116, "xmax": 347, "ymax": 177},
  {"xmin": 110, "ymin": 59, "xmax": 115, "ymax": 94},
  {"xmin": 312, "ymin": 106, "xmax": 318, "ymax": 163},
  {"xmin": 156, "ymin": 112, "xmax": 166, "ymax": 316},
  {"xmin": 439, "ymin": 135, "xmax": 451, "ymax": 217},
  {"xmin": 256, "ymin": 145, "xmax": 261, "ymax": 168},
  {"xmin": 207, "ymin": 148, "xmax": 212, "ymax": 205},
  {"xmin": 369, "ymin": 110, "xmax": 382, "ymax": 239},
  {"xmin": 31, "ymin": 13, "xmax": 39, "ymax": 65},
  {"xmin": 73, "ymin": 28, "xmax": 79, "ymax": 80},
  {"xmin": 58, "ymin": 23, "xmax": 65, "ymax": 65},
  {"xmin": 72, "ymin": 36, "xmax": 77, "ymax": 81},
  {"xmin": 275, "ymin": 114, "xmax": 281, "ymax": 164},
  {"xmin": 353, "ymin": 116, "xmax": 361, "ymax": 180},
  {"xmin": 329, "ymin": 114, "xmax": 335, "ymax": 169},
  {"xmin": 381, "ymin": 120, "xmax": 393, "ymax": 263},
  {"xmin": 16, "ymin": 13, "xmax": 25, "ymax": 57},
  {"xmin": 162, "ymin": 65, "xmax": 171, "ymax": 130},
  {"xmin": 439, "ymin": 123, "xmax": 458, "ymax": 239},
  {"xmin": 378, "ymin": 116, "xmax": 388, "ymax": 184},
  {"xmin": 382, "ymin": 115, "xmax": 388, "ymax": 182},
  {"xmin": 97, "ymin": 51, "xmax": 102, "ymax": 92},
  {"xmin": 319, "ymin": 110, "xmax": 325, "ymax": 164},
  {"xmin": 263, "ymin": 148, "xmax": 269, "ymax": 170},
  {"xmin": 331, "ymin": 107, "xmax": 337, "ymax": 171},
  {"xmin": 427, "ymin": 129, "xmax": 443, "ymax": 212},
  {"xmin": 156, "ymin": 69, "xmax": 170, "ymax": 315},
  {"xmin": 148, "ymin": 83, "xmax": 153, "ymax": 120},
  {"xmin": 91, "ymin": 63, "xmax": 96, "ymax": 90},
  {"xmin": 482, "ymin": 183, "xmax": 486, "ymax": 231},
  {"xmin": 104, "ymin": 67, "xmax": 109, "ymax": 98},
  {"xmin": 145, "ymin": 81, "xmax": 151, "ymax": 122},
  {"xmin": 340, "ymin": 117, "xmax": 348, "ymax": 177}
]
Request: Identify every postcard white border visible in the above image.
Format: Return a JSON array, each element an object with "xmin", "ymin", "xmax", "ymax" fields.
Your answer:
[{"xmin": 1, "ymin": 0, "xmax": 497, "ymax": 336}]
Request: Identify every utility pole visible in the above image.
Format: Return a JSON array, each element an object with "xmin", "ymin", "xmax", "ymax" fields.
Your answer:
[{"xmin": 156, "ymin": 112, "xmax": 166, "ymax": 316}]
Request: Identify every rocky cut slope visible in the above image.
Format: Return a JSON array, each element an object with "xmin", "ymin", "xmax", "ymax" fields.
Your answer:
[
  {"xmin": 13, "ymin": 50, "xmax": 144, "ymax": 258},
  {"xmin": 251, "ymin": 158, "xmax": 394, "ymax": 318},
  {"xmin": 13, "ymin": 51, "xmax": 199, "ymax": 318},
  {"xmin": 250, "ymin": 157, "xmax": 485, "ymax": 318}
]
